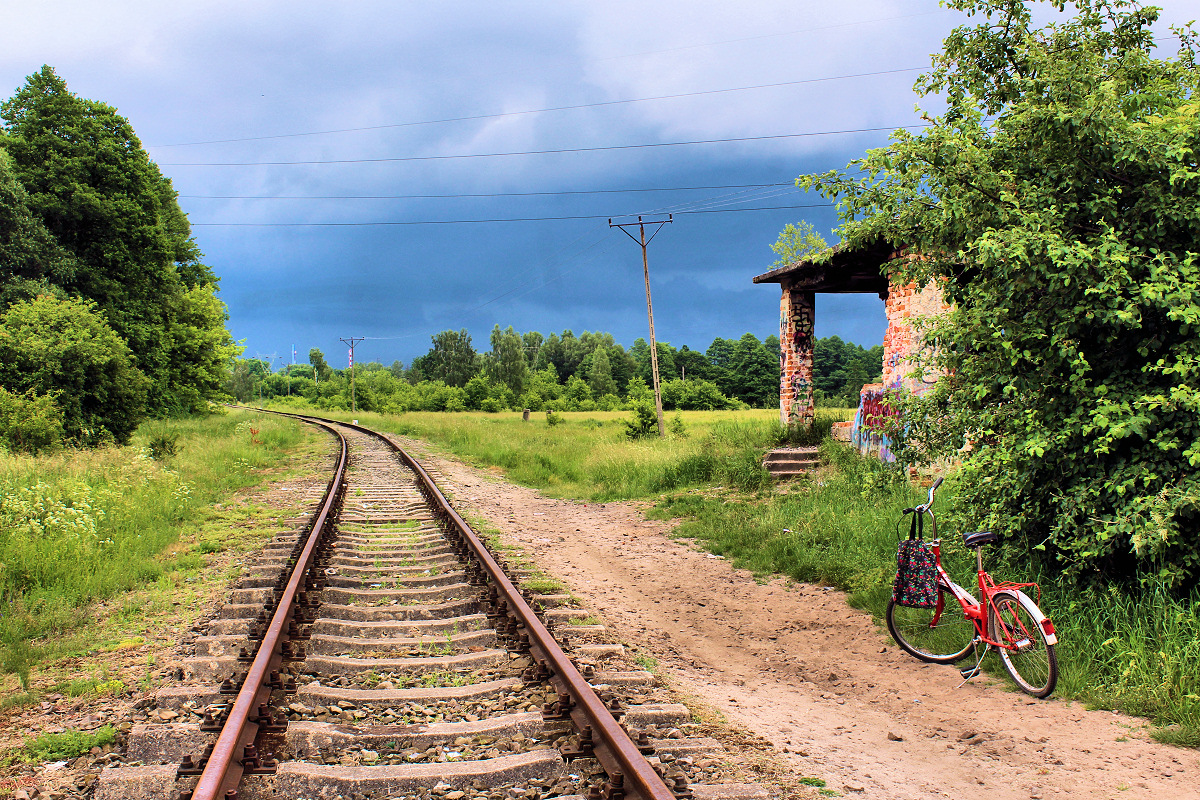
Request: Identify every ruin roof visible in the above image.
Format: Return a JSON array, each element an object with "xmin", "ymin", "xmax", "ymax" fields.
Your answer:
[{"xmin": 752, "ymin": 237, "xmax": 898, "ymax": 293}]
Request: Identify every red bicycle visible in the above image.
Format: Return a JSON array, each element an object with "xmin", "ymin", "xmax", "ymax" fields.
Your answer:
[{"xmin": 885, "ymin": 478, "xmax": 1059, "ymax": 698}]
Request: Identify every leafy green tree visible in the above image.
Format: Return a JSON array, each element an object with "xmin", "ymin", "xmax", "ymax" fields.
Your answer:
[
  {"xmin": 0, "ymin": 295, "xmax": 148, "ymax": 444},
  {"xmin": 769, "ymin": 220, "xmax": 829, "ymax": 267},
  {"xmin": 309, "ymin": 348, "xmax": 333, "ymax": 382},
  {"xmin": 587, "ymin": 348, "xmax": 617, "ymax": 397},
  {"xmin": 801, "ymin": 0, "xmax": 1200, "ymax": 588},
  {"xmin": 486, "ymin": 325, "xmax": 528, "ymax": 394},
  {"xmin": 0, "ymin": 149, "xmax": 77, "ymax": 308},
  {"xmin": 1, "ymin": 66, "xmax": 231, "ymax": 414},
  {"xmin": 417, "ymin": 328, "xmax": 479, "ymax": 387},
  {"xmin": 726, "ymin": 334, "xmax": 778, "ymax": 408}
]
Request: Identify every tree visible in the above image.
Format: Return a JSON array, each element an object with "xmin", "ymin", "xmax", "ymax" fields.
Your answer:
[
  {"xmin": 769, "ymin": 220, "xmax": 828, "ymax": 266},
  {"xmin": 587, "ymin": 348, "xmax": 617, "ymax": 397},
  {"xmin": 1, "ymin": 66, "xmax": 232, "ymax": 414},
  {"xmin": 486, "ymin": 325, "xmax": 528, "ymax": 394},
  {"xmin": 419, "ymin": 329, "xmax": 478, "ymax": 387},
  {"xmin": 0, "ymin": 149, "xmax": 77, "ymax": 308},
  {"xmin": 0, "ymin": 295, "xmax": 148, "ymax": 445},
  {"xmin": 309, "ymin": 348, "xmax": 333, "ymax": 382},
  {"xmin": 801, "ymin": 0, "xmax": 1200, "ymax": 588}
]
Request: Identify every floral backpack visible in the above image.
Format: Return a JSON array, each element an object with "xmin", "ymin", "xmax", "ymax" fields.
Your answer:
[{"xmin": 892, "ymin": 511, "xmax": 938, "ymax": 608}]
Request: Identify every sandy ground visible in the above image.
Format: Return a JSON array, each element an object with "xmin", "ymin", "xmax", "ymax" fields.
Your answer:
[{"xmin": 396, "ymin": 438, "xmax": 1199, "ymax": 800}]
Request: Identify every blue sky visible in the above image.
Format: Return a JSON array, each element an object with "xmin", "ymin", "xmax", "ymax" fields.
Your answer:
[{"xmin": 4, "ymin": 0, "xmax": 1199, "ymax": 370}]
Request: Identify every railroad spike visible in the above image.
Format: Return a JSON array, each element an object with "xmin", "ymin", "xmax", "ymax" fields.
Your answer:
[
  {"xmin": 603, "ymin": 772, "xmax": 625, "ymax": 800},
  {"xmin": 671, "ymin": 775, "xmax": 693, "ymax": 800},
  {"xmin": 560, "ymin": 724, "xmax": 595, "ymax": 761}
]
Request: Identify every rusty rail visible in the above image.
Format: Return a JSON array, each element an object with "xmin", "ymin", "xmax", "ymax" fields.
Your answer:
[
  {"xmin": 339, "ymin": 418, "xmax": 677, "ymax": 800},
  {"xmin": 204, "ymin": 410, "xmax": 676, "ymax": 800},
  {"xmin": 189, "ymin": 415, "xmax": 348, "ymax": 800}
]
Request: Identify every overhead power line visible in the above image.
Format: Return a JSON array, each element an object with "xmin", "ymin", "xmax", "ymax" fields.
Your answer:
[
  {"xmin": 150, "ymin": 67, "xmax": 923, "ymax": 149},
  {"xmin": 163, "ymin": 124, "xmax": 925, "ymax": 167},
  {"xmin": 189, "ymin": 203, "xmax": 829, "ymax": 227},
  {"xmin": 178, "ymin": 182, "xmax": 794, "ymax": 200}
]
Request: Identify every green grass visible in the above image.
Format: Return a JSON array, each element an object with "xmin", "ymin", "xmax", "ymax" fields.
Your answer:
[
  {"xmin": 22, "ymin": 725, "xmax": 116, "ymax": 763},
  {"xmin": 286, "ymin": 406, "xmax": 850, "ymax": 500},
  {"xmin": 266, "ymin": 403, "xmax": 1200, "ymax": 745},
  {"xmin": 0, "ymin": 409, "xmax": 308, "ymax": 683}
]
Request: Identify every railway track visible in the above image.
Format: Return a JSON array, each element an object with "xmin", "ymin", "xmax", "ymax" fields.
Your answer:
[{"xmin": 95, "ymin": 415, "xmax": 770, "ymax": 800}]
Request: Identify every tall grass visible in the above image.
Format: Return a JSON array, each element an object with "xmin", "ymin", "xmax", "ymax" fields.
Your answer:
[
  {"xmin": 266, "ymin": 403, "xmax": 1200, "ymax": 743},
  {"xmin": 291, "ymin": 407, "xmax": 848, "ymax": 500},
  {"xmin": 0, "ymin": 410, "xmax": 306, "ymax": 682}
]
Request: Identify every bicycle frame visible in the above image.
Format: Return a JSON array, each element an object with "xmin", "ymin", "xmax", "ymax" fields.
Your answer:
[{"xmin": 917, "ymin": 505, "xmax": 1057, "ymax": 652}]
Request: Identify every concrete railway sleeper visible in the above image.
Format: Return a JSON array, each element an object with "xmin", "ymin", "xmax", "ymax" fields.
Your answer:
[{"xmin": 95, "ymin": 414, "xmax": 770, "ymax": 800}]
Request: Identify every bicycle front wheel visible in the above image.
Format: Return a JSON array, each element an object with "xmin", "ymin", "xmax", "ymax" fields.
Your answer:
[
  {"xmin": 886, "ymin": 587, "xmax": 975, "ymax": 664},
  {"xmin": 989, "ymin": 590, "xmax": 1058, "ymax": 698}
]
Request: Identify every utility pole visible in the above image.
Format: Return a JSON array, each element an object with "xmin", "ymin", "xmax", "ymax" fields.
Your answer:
[
  {"xmin": 610, "ymin": 214, "xmax": 672, "ymax": 437},
  {"xmin": 339, "ymin": 337, "xmax": 365, "ymax": 413}
]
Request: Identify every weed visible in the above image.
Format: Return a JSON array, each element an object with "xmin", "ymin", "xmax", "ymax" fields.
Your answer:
[
  {"xmin": 23, "ymin": 725, "xmax": 116, "ymax": 762},
  {"xmin": 147, "ymin": 432, "xmax": 181, "ymax": 461},
  {"xmin": 632, "ymin": 654, "xmax": 658, "ymax": 672},
  {"xmin": 799, "ymin": 777, "xmax": 827, "ymax": 787},
  {"xmin": 520, "ymin": 577, "xmax": 564, "ymax": 593}
]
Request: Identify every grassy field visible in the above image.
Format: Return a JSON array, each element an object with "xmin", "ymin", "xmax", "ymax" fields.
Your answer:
[
  {"xmin": 272, "ymin": 403, "xmax": 1199, "ymax": 746},
  {"xmin": 0, "ymin": 409, "xmax": 315, "ymax": 692}
]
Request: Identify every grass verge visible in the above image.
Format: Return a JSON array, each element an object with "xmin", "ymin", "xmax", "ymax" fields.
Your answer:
[
  {"xmin": 0, "ymin": 409, "xmax": 315, "ymax": 688},
  {"xmin": 263, "ymin": 403, "xmax": 1200, "ymax": 745}
]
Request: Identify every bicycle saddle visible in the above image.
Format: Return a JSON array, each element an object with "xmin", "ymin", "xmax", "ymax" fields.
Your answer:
[{"xmin": 962, "ymin": 530, "xmax": 999, "ymax": 548}]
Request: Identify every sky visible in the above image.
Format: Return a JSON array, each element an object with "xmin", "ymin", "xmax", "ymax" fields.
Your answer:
[{"xmin": 3, "ymin": 0, "xmax": 1199, "ymax": 371}]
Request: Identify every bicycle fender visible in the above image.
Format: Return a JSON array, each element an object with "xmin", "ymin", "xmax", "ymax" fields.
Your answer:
[{"xmin": 1010, "ymin": 589, "xmax": 1058, "ymax": 646}]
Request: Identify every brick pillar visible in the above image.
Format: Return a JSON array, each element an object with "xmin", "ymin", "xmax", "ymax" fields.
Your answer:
[{"xmin": 779, "ymin": 285, "xmax": 815, "ymax": 426}]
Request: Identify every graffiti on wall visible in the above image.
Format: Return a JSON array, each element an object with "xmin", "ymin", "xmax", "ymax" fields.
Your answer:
[{"xmin": 851, "ymin": 384, "xmax": 901, "ymax": 462}]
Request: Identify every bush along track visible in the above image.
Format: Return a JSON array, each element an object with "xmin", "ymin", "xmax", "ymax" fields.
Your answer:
[{"xmin": 93, "ymin": 416, "xmax": 773, "ymax": 800}]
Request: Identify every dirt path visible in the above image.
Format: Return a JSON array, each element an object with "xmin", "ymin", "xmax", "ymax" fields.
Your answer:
[{"xmin": 395, "ymin": 437, "xmax": 1198, "ymax": 800}]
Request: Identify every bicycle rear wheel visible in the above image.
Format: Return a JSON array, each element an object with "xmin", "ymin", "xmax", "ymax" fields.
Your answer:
[
  {"xmin": 886, "ymin": 587, "xmax": 975, "ymax": 664},
  {"xmin": 989, "ymin": 590, "xmax": 1058, "ymax": 698}
]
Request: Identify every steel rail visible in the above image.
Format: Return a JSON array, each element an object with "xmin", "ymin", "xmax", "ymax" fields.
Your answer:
[
  {"xmin": 333, "ymin": 417, "xmax": 677, "ymax": 800},
  {"xmin": 190, "ymin": 416, "xmax": 348, "ymax": 800}
]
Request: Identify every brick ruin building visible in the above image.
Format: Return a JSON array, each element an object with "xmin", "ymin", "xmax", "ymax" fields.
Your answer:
[{"xmin": 753, "ymin": 240, "xmax": 949, "ymax": 461}]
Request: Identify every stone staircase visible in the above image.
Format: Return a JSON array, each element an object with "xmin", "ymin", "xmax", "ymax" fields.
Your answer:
[{"xmin": 762, "ymin": 446, "xmax": 821, "ymax": 480}]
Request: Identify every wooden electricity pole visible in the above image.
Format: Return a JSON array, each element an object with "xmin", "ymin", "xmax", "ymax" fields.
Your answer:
[
  {"xmin": 339, "ymin": 337, "xmax": 365, "ymax": 413},
  {"xmin": 610, "ymin": 215, "xmax": 672, "ymax": 437}
]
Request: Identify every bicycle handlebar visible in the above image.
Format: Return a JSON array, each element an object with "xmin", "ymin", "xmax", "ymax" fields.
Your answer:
[{"xmin": 910, "ymin": 476, "xmax": 945, "ymax": 514}]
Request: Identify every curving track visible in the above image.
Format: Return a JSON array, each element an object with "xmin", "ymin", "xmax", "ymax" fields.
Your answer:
[{"xmin": 95, "ymin": 414, "xmax": 770, "ymax": 800}]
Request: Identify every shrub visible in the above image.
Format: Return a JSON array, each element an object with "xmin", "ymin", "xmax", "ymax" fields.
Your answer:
[
  {"xmin": 0, "ymin": 387, "xmax": 63, "ymax": 454},
  {"xmin": 147, "ymin": 432, "xmax": 181, "ymax": 461},
  {"xmin": 624, "ymin": 401, "xmax": 659, "ymax": 440},
  {"xmin": 0, "ymin": 296, "xmax": 148, "ymax": 445}
]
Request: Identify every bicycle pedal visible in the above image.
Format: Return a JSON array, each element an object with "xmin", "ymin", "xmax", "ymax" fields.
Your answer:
[{"xmin": 959, "ymin": 665, "xmax": 981, "ymax": 680}]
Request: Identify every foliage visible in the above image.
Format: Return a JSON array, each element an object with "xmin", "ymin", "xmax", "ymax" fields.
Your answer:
[
  {"xmin": 0, "ymin": 149, "xmax": 78, "ymax": 308},
  {"xmin": 545, "ymin": 409, "xmax": 563, "ymax": 426},
  {"xmin": 0, "ymin": 411, "xmax": 307, "ymax": 681},
  {"xmin": 486, "ymin": 325, "xmax": 528, "ymax": 394},
  {"xmin": 0, "ymin": 295, "xmax": 148, "ymax": 445},
  {"xmin": 147, "ymin": 432, "xmax": 181, "ymax": 461},
  {"xmin": 0, "ymin": 66, "xmax": 236, "ymax": 416},
  {"xmin": 0, "ymin": 386, "xmax": 63, "ymax": 454},
  {"xmin": 23, "ymin": 725, "xmax": 116, "ymax": 762},
  {"xmin": 800, "ymin": 0, "xmax": 1200, "ymax": 589},
  {"xmin": 411, "ymin": 328, "xmax": 478, "ymax": 387},
  {"xmin": 624, "ymin": 401, "xmax": 659, "ymax": 440},
  {"xmin": 769, "ymin": 220, "xmax": 829, "ymax": 267},
  {"xmin": 812, "ymin": 336, "xmax": 883, "ymax": 406}
]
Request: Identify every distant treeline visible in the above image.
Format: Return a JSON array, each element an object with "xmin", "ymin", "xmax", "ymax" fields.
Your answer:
[{"xmin": 230, "ymin": 327, "xmax": 882, "ymax": 413}]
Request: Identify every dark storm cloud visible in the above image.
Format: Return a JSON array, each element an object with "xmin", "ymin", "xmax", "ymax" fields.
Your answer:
[{"xmin": 5, "ymin": 0, "xmax": 1199, "ymax": 368}]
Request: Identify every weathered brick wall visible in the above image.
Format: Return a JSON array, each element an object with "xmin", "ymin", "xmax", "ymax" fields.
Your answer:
[
  {"xmin": 778, "ymin": 286, "xmax": 815, "ymax": 426},
  {"xmin": 882, "ymin": 279, "xmax": 948, "ymax": 393}
]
